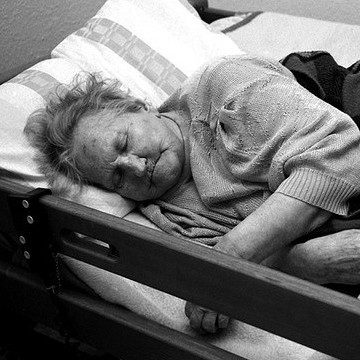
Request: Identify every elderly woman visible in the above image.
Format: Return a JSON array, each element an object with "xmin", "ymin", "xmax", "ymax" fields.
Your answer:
[{"xmin": 25, "ymin": 54, "xmax": 360, "ymax": 334}]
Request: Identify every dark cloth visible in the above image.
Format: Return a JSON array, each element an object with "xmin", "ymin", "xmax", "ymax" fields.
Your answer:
[
  {"xmin": 281, "ymin": 51, "xmax": 360, "ymax": 295},
  {"xmin": 281, "ymin": 51, "xmax": 360, "ymax": 128}
]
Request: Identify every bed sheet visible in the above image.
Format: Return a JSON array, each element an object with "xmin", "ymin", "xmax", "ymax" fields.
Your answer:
[{"xmin": 211, "ymin": 11, "xmax": 360, "ymax": 67}]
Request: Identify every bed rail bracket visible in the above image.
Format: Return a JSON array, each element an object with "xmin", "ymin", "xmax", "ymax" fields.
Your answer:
[
  {"xmin": 7, "ymin": 188, "xmax": 57, "ymax": 287},
  {"xmin": 7, "ymin": 187, "xmax": 78, "ymax": 340}
]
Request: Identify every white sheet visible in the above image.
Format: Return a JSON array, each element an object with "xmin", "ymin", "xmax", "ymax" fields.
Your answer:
[{"xmin": 213, "ymin": 12, "xmax": 360, "ymax": 67}]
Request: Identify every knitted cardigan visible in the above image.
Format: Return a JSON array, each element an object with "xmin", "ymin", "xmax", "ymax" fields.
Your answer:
[{"xmin": 140, "ymin": 55, "xmax": 360, "ymax": 244}]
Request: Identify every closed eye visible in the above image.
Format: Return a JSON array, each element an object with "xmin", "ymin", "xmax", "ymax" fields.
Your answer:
[{"xmin": 114, "ymin": 132, "xmax": 128, "ymax": 153}]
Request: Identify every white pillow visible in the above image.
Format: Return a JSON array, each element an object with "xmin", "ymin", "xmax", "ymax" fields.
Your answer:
[
  {"xmin": 52, "ymin": 0, "xmax": 242, "ymax": 107},
  {"xmin": 0, "ymin": 58, "xmax": 79, "ymax": 189},
  {"xmin": 0, "ymin": 58, "xmax": 135, "ymax": 217}
]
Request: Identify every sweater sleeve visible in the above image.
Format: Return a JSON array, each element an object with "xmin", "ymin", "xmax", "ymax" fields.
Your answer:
[
  {"xmin": 208, "ymin": 56, "xmax": 360, "ymax": 216},
  {"xmin": 270, "ymin": 96, "xmax": 360, "ymax": 215}
]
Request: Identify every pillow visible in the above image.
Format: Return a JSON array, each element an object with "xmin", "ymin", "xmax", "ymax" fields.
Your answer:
[
  {"xmin": 52, "ymin": 0, "xmax": 242, "ymax": 107},
  {"xmin": 0, "ymin": 58, "xmax": 79, "ymax": 189},
  {"xmin": 0, "ymin": 58, "xmax": 135, "ymax": 217}
]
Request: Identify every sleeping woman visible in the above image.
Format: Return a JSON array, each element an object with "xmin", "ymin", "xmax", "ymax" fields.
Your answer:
[{"xmin": 24, "ymin": 53, "xmax": 360, "ymax": 334}]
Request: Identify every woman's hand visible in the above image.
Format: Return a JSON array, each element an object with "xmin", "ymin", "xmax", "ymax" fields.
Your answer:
[
  {"xmin": 185, "ymin": 301, "xmax": 230, "ymax": 334},
  {"xmin": 184, "ymin": 235, "xmax": 232, "ymax": 334}
]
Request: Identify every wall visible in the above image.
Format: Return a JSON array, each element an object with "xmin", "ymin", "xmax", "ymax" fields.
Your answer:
[
  {"xmin": 0, "ymin": 0, "xmax": 106, "ymax": 82},
  {"xmin": 210, "ymin": 0, "xmax": 360, "ymax": 26},
  {"xmin": 2, "ymin": 0, "xmax": 360, "ymax": 83}
]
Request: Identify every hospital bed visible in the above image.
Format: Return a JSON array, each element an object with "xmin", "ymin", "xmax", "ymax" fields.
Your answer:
[{"xmin": 1, "ymin": 1, "xmax": 360, "ymax": 359}]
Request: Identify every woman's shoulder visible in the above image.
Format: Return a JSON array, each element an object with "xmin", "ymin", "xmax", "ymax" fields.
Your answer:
[{"xmin": 203, "ymin": 54, "xmax": 294, "ymax": 82}]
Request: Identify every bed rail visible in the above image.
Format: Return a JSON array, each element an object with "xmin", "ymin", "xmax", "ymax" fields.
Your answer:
[
  {"xmin": 1, "ymin": 178, "xmax": 360, "ymax": 359},
  {"xmin": 0, "ymin": 259, "xmax": 240, "ymax": 360}
]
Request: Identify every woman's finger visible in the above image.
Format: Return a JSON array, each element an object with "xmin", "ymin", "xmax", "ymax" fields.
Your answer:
[
  {"xmin": 185, "ymin": 302, "xmax": 230, "ymax": 334},
  {"xmin": 201, "ymin": 310, "xmax": 218, "ymax": 333},
  {"xmin": 189, "ymin": 305, "xmax": 205, "ymax": 332},
  {"xmin": 217, "ymin": 313, "xmax": 230, "ymax": 329},
  {"xmin": 184, "ymin": 301, "xmax": 194, "ymax": 319}
]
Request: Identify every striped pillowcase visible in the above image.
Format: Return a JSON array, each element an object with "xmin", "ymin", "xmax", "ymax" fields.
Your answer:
[
  {"xmin": 0, "ymin": 59, "xmax": 81, "ymax": 187},
  {"xmin": 51, "ymin": 0, "xmax": 242, "ymax": 107},
  {"xmin": 1, "ymin": 58, "xmax": 136, "ymax": 216}
]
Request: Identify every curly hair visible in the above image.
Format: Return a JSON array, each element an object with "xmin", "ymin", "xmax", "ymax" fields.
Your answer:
[{"xmin": 24, "ymin": 73, "xmax": 148, "ymax": 194}]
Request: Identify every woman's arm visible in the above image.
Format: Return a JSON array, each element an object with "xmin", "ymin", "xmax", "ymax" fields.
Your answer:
[
  {"xmin": 214, "ymin": 192, "xmax": 331, "ymax": 263},
  {"xmin": 185, "ymin": 192, "xmax": 331, "ymax": 334}
]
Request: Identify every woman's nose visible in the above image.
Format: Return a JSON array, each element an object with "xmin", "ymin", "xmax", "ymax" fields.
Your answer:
[{"xmin": 112, "ymin": 154, "xmax": 147, "ymax": 177}]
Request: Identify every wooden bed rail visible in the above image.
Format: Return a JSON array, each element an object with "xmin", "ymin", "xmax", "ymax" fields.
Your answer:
[
  {"xmin": 1, "ymin": 178, "xmax": 360, "ymax": 359},
  {"xmin": 0, "ymin": 260, "xmax": 240, "ymax": 360}
]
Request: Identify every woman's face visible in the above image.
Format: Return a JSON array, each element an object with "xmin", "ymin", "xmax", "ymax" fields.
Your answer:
[{"xmin": 72, "ymin": 108, "xmax": 185, "ymax": 201}]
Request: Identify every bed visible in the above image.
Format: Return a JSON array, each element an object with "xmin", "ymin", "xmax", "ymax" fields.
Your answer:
[{"xmin": 1, "ymin": 1, "xmax": 360, "ymax": 359}]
